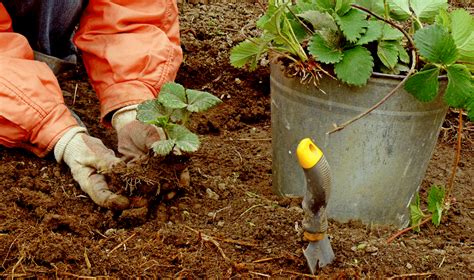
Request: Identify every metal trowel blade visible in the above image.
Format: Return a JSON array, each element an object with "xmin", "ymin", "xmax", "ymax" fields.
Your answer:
[{"xmin": 303, "ymin": 235, "xmax": 335, "ymax": 274}]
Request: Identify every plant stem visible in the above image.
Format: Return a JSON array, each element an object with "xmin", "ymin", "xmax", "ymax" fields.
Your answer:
[
  {"xmin": 386, "ymin": 216, "xmax": 431, "ymax": 243},
  {"xmin": 327, "ymin": 49, "xmax": 416, "ymax": 135},
  {"xmin": 286, "ymin": 5, "xmax": 314, "ymax": 35},
  {"xmin": 445, "ymin": 110, "xmax": 463, "ymax": 201}
]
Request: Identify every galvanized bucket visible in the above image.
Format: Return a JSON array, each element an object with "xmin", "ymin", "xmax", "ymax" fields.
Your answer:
[{"xmin": 271, "ymin": 63, "xmax": 448, "ymax": 228}]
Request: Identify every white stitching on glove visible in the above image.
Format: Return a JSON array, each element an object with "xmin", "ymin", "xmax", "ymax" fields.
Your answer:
[
  {"xmin": 112, "ymin": 105, "xmax": 166, "ymax": 163},
  {"xmin": 54, "ymin": 127, "xmax": 130, "ymax": 210}
]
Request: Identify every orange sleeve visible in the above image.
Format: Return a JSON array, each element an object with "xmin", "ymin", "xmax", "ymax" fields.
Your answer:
[
  {"xmin": 0, "ymin": 3, "xmax": 79, "ymax": 157},
  {"xmin": 74, "ymin": 0, "xmax": 183, "ymax": 124}
]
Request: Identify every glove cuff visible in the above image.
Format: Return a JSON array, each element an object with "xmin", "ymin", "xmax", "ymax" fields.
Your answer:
[
  {"xmin": 54, "ymin": 126, "xmax": 88, "ymax": 163},
  {"xmin": 111, "ymin": 104, "xmax": 138, "ymax": 132}
]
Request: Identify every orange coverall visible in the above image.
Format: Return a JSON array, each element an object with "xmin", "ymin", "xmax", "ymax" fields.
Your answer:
[{"xmin": 0, "ymin": 1, "xmax": 183, "ymax": 157}]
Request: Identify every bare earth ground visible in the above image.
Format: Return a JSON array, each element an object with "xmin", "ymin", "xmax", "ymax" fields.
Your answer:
[{"xmin": 1, "ymin": 2, "xmax": 473, "ymax": 279}]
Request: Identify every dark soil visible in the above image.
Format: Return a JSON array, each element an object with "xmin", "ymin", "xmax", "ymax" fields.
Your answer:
[{"xmin": 1, "ymin": 2, "xmax": 473, "ymax": 279}]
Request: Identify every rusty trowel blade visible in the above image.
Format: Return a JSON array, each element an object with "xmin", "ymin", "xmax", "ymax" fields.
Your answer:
[{"xmin": 303, "ymin": 235, "xmax": 335, "ymax": 274}]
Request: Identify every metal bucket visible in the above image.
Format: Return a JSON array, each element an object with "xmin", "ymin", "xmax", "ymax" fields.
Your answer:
[{"xmin": 271, "ymin": 63, "xmax": 448, "ymax": 228}]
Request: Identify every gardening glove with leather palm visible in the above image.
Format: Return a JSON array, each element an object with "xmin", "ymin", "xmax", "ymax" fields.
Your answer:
[
  {"xmin": 54, "ymin": 127, "xmax": 130, "ymax": 210},
  {"xmin": 112, "ymin": 105, "xmax": 166, "ymax": 163}
]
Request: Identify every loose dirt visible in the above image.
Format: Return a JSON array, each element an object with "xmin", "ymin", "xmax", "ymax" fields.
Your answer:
[{"xmin": 1, "ymin": 2, "xmax": 473, "ymax": 279}]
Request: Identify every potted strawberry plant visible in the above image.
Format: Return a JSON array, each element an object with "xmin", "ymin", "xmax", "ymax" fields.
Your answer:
[{"xmin": 230, "ymin": 0, "xmax": 473, "ymax": 227}]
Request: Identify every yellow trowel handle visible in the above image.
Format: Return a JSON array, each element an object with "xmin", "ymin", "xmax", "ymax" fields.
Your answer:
[
  {"xmin": 296, "ymin": 138, "xmax": 331, "ymax": 234},
  {"xmin": 296, "ymin": 138, "xmax": 324, "ymax": 169}
]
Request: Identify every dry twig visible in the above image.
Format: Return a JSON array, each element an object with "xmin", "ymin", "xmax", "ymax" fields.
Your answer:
[
  {"xmin": 387, "ymin": 272, "xmax": 434, "ymax": 279},
  {"xmin": 281, "ymin": 270, "xmax": 320, "ymax": 278},
  {"xmin": 252, "ymin": 256, "xmax": 284, "ymax": 263},
  {"xmin": 107, "ymin": 233, "xmax": 136, "ymax": 256},
  {"xmin": 239, "ymin": 204, "xmax": 266, "ymax": 218},
  {"xmin": 10, "ymin": 252, "xmax": 25, "ymax": 280},
  {"xmin": 249, "ymin": 271, "xmax": 271, "ymax": 277},
  {"xmin": 184, "ymin": 225, "xmax": 232, "ymax": 263}
]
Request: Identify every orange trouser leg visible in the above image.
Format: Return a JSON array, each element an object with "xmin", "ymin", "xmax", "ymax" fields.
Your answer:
[
  {"xmin": 0, "ymin": 3, "xmax": 79, "ymax": 157},
  {"xmin": 74, "ymin": 0, "xmax": 183, "ymax": 124}
]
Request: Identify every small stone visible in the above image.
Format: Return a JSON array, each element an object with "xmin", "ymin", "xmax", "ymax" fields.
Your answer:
[
  {"xmin": 366, "ymin": 245, "xmax": 378, "ymax": 253},
  {"xmin": 235, "ymin": 78, "xmax": 242, "ymax": 84},
  {"xmin": 217, "ymin": 183, "xmax": 226, "ymax": 190},
  {"xmin": 356, "ymin": 242, "xmax": 367, "ymax": 250},
  {"xmin": 206, "ymin": 188, "xmax": 220, "ymax": 200},
  {"xmin": 406, "ymin": 263, "xmax": 413, "ymax": 269},
  {"xmin": 288, "ymin": 206, "xmax": 304, "ymax": 214},
  {"xmin": 207, "ymin": 211, "xmax": 216, "ymax": 218},
  {"xmin": 182, "ymin": 211, "xmax": 190, "ymax": 218},
  {"xmin": 105, "ymin": 228, "xmax": 117, "ymax": 236},
  {"xmin": 217, "ymin": 221, "xmax": 225, "ymax": 227},
  {"xmin": 433, "ymin": 249, "xmax": 446, "ymax": 255},
  {"xmin": 165, "ymin": 191, "xmax": 177, "ymax": 200}
]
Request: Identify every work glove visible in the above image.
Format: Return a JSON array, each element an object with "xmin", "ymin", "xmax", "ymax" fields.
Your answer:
[
  {"xmin": 112, "ymin": 105, "xmax": 166, "ymax": 163},
  {"xmin": 54, "ymin": 127, "xmax": 130, "ymax": 210}
]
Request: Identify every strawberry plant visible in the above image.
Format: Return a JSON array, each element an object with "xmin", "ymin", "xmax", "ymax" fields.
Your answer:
[
  {"xmin": 410, "ymin": 185, "xmax": 445, "ymax": 232},
  {"xmin": 230, "ymin": 0, "xmax": 474, "ymax": 119},
  {"xmin": 136, "ymin": 82, "xmax": 222, "ymax": 156}
]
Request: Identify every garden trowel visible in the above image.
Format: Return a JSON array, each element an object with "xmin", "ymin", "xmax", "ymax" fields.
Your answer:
[{"xmin": 296, "ymin": 138, "xmax": 335, "ymax": 274}]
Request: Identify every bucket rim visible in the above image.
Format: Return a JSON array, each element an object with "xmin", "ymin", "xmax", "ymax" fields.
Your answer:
[{"xmin": 270, "ymin": 62, "xmax": 447, "ymax": 81}]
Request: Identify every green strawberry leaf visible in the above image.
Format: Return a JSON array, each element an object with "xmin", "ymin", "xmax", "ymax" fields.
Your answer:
[
  {"xmin": 387, "ymin": 0, "xmax": 411, "ymax": 21},
  {"xmin": 444, "ymin": 64, "xmax": 473, "ymax": 108},
  {"xmin": 381, "ymin": 24, "xmax": 404, "ymax": 41},
  {"xmin": 450, "ymin": 9, "xmax": 474, "ymax": 66},
  {"xmin": 256, "ymin": 0, "xmax": 279, "ymax": 31},
  {"xmin": 396, "ymin": 42, "xmax": 410, "ymax": 64},
  {"xmin": 314, "ymin": 0, "xmax": 336, "ymax": 12},
  {"xmin": 334, "ymin": 46, "xmax": 374, "ymax": 86},
  {"xmin": 466, "ymin": 98, "xmax": 474, "ymax": 121},
  {"xmin": 152, "ymin": 139, "xmax": 176, "ymax": 156},
  {"xmin": 427, "ymin": 185, "xmax": 445, "ymax": 213},
  {"xmin": 288, "ymin": 17, "xmax": 310, "ymax": 43},
  {"xmin": 308, "ymin": 33, "xmax": 344, "ymax": 64},
  {"xmin": 377, "ymin": 41, "xmax": 399, "ymax": 69},
  {"xmin": 230, "ymin": 38, "xmax": 270, "ymax": 71},
  {"xmin": 335, "ymin": 9, "xmax": 368, "ymax": 43},
  {"xmin": 357, "ymin": 20, "xmax": 384, "ymax": 45},
  {"xmin": 297, "ymin": 10, "xmax": 338, "ymax": 31},
  {"xmin": 414, "ymin": 25, "xmax": 458, "ymax": 65},
  {"xmin": 167, "ymin": 124, "xmax": 200, "ymax": 153},
  {"xmin": 354, "ymin": 0, "xmax": 385, "ymax": 16},
  {"xmin": 186, "ymin": 89, "xmax": 222, "ymax": 113},
  {"xmin": 137, "ymin": 100, "xmax": 164, "ymax": 125},
  {"xmin": 404, "ymin": 65, "xmax": 440, "ymax": 102},
  {"xmin": 159, "ymin": 82, "xmax": 187, "ymax": 109},
  {"xmin": 435, "ymin": 8, "xmax": 451, "ymax": 28},
  {"xmin": 335, "ymin": 0, "xmax": 353, "ymax": 16},
  {"xmin": 411, "ymin": 0, "xmax": 448, "ymax": 23},
  {"xmin": 427, "ymin": 185, "xmax": 445, "ymax": 226},
  {"xmin": 410, "ymin": 193, "xmax": 425, "ymax": 232}
]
